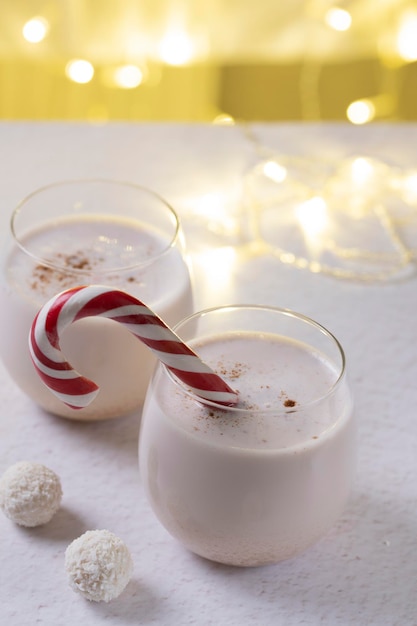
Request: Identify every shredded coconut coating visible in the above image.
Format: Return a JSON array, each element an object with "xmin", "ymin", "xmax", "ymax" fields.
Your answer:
[
  {"xmin": 65, "ymin": 529, "xmax": 133, "ymax": 602},
  {"xmin": 0, "ymin": 461, "xmax": 62, "ymax": 527}
]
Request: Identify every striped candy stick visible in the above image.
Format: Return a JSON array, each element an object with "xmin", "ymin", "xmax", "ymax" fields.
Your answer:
[{"xmin": 29, "ymin": 285, "xmax": 239, "ymax": 409}]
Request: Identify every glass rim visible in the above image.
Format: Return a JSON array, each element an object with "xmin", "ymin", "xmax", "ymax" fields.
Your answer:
[
  {"xmin": 165, "ymin": 303, "xmax": 347, "ymax": 415},
  {"xmin": 10, "ymin": 178, "xmax": 182, "ymax": 274}
]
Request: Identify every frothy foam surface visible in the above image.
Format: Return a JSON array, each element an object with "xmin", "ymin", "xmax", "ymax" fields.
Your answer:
[
  {"xmin": 159, "ymin": 331, "xmax": 345, "ymax": 449},
  {"xmin": 9, "ymin": 215, "xmax": 171, "ymax": 301}
]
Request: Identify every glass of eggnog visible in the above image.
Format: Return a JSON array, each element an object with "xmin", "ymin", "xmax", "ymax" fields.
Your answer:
[
  {"xmin": 139, "ymin": 305, "xmax": 355, "ymax": 566},
  {"xmin": 0, "ymin": 179, "xmax": 193, "ymax": 420}
]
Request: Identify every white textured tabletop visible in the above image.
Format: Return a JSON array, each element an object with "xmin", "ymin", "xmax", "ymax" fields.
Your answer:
[{"xmin": 0, "ymin": 122, "xmax": 416, "ymax": 625}]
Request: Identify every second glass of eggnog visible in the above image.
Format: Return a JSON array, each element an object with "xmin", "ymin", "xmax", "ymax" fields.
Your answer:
[
  {"xmin": 139, "ymin": 305, "xmax": 355, "ymax": 566},
  {"xmin": 0, "ymin": 179, "xmax": 193, "ymax": 420}
]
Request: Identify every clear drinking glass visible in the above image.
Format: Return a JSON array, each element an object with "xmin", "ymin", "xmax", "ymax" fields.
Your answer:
[
  {"xmin": 139, "ymin": 305, "xmax": 355, "ymax": 566},
  {"xmin": 0, "ymin": 179, "xmax": 193, "ymax": 420}
]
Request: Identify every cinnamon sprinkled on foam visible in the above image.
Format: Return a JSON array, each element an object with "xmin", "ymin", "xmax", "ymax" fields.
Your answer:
[{"xmin": 29, "ymin": 251, "xmax": 141, "ymax": 295}]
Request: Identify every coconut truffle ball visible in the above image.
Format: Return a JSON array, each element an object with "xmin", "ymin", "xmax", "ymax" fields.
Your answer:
[
  {"xmin": 0, "ymin": 461, "xmax": 62, "ymax": 527},
  {"xmin": 65, "ymin": 529, "xmax": 133, "ymax": 602}
]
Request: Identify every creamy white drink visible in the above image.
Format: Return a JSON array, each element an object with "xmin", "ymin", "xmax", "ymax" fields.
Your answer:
[
  {"xmin": 139, "ymin": 308, "xmax": 355, "ymax": 566},
  {"xmin": 0, "ymin": 209, "xmax": 193, "ymax": 420}
]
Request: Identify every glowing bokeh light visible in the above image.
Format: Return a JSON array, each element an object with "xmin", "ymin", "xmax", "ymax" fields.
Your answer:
[
  {"xmin": 347, "ymin": 99, "xmax": 375, "ymax": 124},
  {"xmin": 295, "ymin": 196, "xmax": 328, "ymax": 238},
  {"xmin": 213, "ymin": 114, "xmax": 235, "ymax": 125},
  {"xmin": 401, "ymin": 172, "xmax": 417, "ymax": 203},
  {"xmin": 193, "ymin": 191, "xmax": 239, "ymax": 237},
  {"xmin": 65, "ymin": 60, "xmax": 95, "ymax": 84},
  {"xmin": 325, "ymin": 8, "xmax": 352, "ymax": 32},
  {"xmin": 22, "ymin": 17, "xmax": 49, "ymax": 43},
  {"xmin": 113, "ymin": 65, "xmax": 144, "ymax": 89},
  {"xmin": 262, "ymin": 160, "xmax": 287, "ymax": 184},
  {"xmin": 351, "ymin": 157, "xmax": 375, "ymax": 185},
  {"xmin": 397, "ymin": 11, "xmax": 417, "ymax": 61},
  {"xmin": 195, "ymin": 246, "xmax": 237, "ymax": 295},
  {"xmin": 158, "ymin": 32, "xmax": 194, "ymax": 65}
]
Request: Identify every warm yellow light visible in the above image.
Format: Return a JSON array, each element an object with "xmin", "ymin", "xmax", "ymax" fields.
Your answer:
[
  {"xmin": 194, "ymin": 192, "xmax": 238, "ymax": 237},
  {"xmin": 65, "ymin": 60, "xmax": 94, "ymax": 84},
  {"xmin": 351, "ymin": 157, "xmax": 375, "ymax": 185},
  {"xmin": 195, "ymin": 192, "xmax": 223, "ymax": 215},
  {"xmin": 22, "ymin": 17, "xmax": 49, "ymax": 43},
  {"xmin": 213, "ymin": 114, "xmax": 235, "ymax": 125},
  {"xmin": 194, "ymin": 246, "xmax": 237, "ymax": 294},
  {"xmin": 113, "ymin": 65, "xmax": 144, "ymax": 89},
  {"xmin": 347, "ymin": 100, "xmax": 375, "ymax": 124},
  {"xmin": 195, "ymin": 192, "xmax": 229, "ymax": 221},
  {"xmin": 401, "ymin": 172, "xmax": 417, "ymax": 203},
  {"xmin": 325, "ymin": 8, "xmax": 352, "ymax": 32},
  {"xmin": 295, "ymin": 196, "xmax": 328, "ymax": 238},
  {"xmin": 397, "ymin": 11, "xmax": 417, "ymax": 62},
  {"xmin": 262, "ymin": 161, "xmax": 287, "ymax": 184},
  {"xmin": 158, "ymin": 32, "xmax": 194, "ymax": 65}
]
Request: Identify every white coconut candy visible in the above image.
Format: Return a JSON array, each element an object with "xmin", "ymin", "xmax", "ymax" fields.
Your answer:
[
  {"xmin": 0, "ymin": 461, "xmax": 62, "ymax": 527},
  {"xmin": 65, "ymin": 529, "xmax": 133, "ymax": 602}
]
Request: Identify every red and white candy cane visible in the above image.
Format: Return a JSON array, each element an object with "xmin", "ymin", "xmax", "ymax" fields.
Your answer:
[{"xmin": 29, "ymin": 285, "xmax": 239, "ymax": 410}]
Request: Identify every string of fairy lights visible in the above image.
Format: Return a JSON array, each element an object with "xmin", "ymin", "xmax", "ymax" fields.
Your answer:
[
  {"xmin": 20, "ymin": 14, "xmax": 198, "ymax": 90},
  {"xmin": 240, "ymin": 123, "xmax": 417, "ymax": 282},
  {"xmin": 17, "ymin": 2, "xmax": 417, "ymax": 124},
  {"xmin": 13, "ymin": 4, "xmax": 417, "ymax": 282},
  {"xmin": 178, "ymin": 121, "xmax": 417, "ymax": 284}
]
